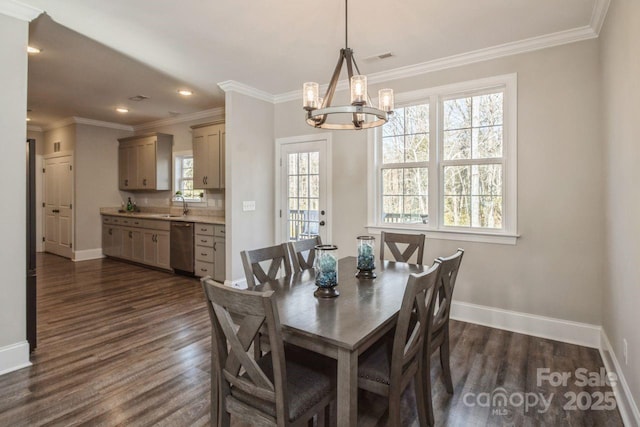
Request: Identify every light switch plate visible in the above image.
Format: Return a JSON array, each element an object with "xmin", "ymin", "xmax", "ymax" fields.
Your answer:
[{"xmin": 243, "ymin": 201, "xmax": 256, "ymax": 211}]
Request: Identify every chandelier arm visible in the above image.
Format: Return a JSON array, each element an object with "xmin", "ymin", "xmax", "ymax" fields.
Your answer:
[
  {"xmin": 317, "ymin": 49, "xmax": 347, "ymax": 126},
  {"xmin": 343, "ymin": 48, "xmax": 362, "ymax": 127}
]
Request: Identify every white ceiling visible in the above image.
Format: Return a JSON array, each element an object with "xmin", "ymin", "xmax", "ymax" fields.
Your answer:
[{"xmin": 20, "ymin": 0, "xmax": 605, "ymax": 128}]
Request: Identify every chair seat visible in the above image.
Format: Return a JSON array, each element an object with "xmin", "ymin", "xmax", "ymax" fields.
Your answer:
[
  {"xmin": 358, "ymin": 343, "xmax": 391, "ymax": 385},
  {"xmin": 231, "ymin": 349, "xmax": 335, "ymax": 422}
]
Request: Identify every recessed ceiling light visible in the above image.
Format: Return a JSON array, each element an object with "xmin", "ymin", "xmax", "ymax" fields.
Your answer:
[
  {"xmin": 27, "ymin": 46, "xmax": 41, "ymax": 54},
  {"xmin": 116, "ymin": 107, "xmax": 129, "ymax": 113},
  {"xmin": 178, "ymin": 89, "xmax": 193, "ymax": 96}
]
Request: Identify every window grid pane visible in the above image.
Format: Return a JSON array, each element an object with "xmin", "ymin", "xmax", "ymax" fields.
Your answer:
[
  {"xmin": 288, "ymin": 152, "xmax": 321, "ymax": 241},
  {"xmin": 382, "ymin": 167, "xmax": 428, "ymax": 224},
  {"xmin": 179, "ymin": 156, "xmax": 203, "ymax": 199}
]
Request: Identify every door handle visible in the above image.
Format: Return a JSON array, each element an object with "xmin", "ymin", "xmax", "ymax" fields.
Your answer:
[{"xmin": 319, "ymin": 220, "xmax": 326, "ymax": 226}]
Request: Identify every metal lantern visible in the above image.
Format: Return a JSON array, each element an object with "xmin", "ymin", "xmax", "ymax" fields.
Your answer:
[
  {"xmin": 356, "ymin": 235, "xmax": 376, "ymax": 279},
  {"xmin": 314, "ymin": 244, "xmax": 339, "ymax": 298}
]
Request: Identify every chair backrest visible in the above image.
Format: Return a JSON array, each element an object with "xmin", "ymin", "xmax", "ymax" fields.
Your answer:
[
  {"xmin": 288, "ymin": 236, "xmax": 322, "ymax": 272},
  {"xmin": 432, "ymin": 249, "xmax": 464, "ymax": 335},
  {"xmin": 241, "ymin": 244, "xmax": 292, "ymax": 287},
  {"xmin": 389, "ymin": 262, "xmax": 441, "ymax": 387},
  {"xmin": 380, "ymin": 231, "xmax": 426, "ymax": 264},
  {"xmin": 201, "ymin": 277, "xmax": 290, "ymax": 423}
]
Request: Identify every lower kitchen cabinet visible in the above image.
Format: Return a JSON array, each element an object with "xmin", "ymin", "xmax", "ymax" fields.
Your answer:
[
  {"xmin": 143, "ymin": 230, "xmax": 171, "ymax": 269},
  {"xmin": 102, "ymin": 225, "xmax": 122, "ymax": 257},
  {"xmin": 213, "ymin": 235, "xmax": 225, "ymax": 282},
  {"xmin": 194, "ymin": 223, "xmax": 225, "ymax": 281},
  {"xmin": 102, "ymin": 216, "xmax": 171, "ymax": 270}
]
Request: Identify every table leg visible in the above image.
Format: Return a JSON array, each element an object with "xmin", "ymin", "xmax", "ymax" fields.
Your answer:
[{"xmin": 337, "ymin": 347, "xmax": 358, "ymax": 427}]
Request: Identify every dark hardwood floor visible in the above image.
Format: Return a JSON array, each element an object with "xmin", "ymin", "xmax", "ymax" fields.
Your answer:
[{"xmin": 0, "ymin": 254, "xmax": 623, "ymax": 426}]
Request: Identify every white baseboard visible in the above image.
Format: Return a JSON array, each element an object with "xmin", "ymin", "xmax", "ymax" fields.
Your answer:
[
  {"xmin": 73, "ymin": 249, "xmax": 105, "ymax": 262},
  {"xmin": 599, "ymin": 330, "xmax": 640, "ymax": 427},
  {"xmin": 0, "ymin": 341, "xmax": 31, "ymax": 376},
  {"xmin": 450, "ymin": 300, "xmax": 602, "ymax": 348},
  {"xmin": 225, "ymin": 278, "xmax": 248, "ymax": 289}
]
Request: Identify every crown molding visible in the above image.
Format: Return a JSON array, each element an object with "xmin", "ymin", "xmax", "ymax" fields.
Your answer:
[
  {"xmin": 0, "ymin": 0, "xmax": 42, "ymax": 21},
  {"xmin": 590, "ymin": 0, "xmax": 611, "ymax": 35},
  {"xmin": 218, "ymin": 80, "xmax": 275, "ymax": 103},
  {"xmin": 133, "ymin": 107, "xmax": 225, "ymax": 132},
  {"xmin": 74, "ymin": 117, "xmax": 134, "ymax": 131},
  {"xmin": 27, "ymin": 125, "xmax": 42, "ymax": 132},
  {"xmin": 43, "ymin": 116, "xmax": 133, "ymax": 132},
  {"xmin": 274, "ymin": 24, "xmax": 600, "ymax": 104}
]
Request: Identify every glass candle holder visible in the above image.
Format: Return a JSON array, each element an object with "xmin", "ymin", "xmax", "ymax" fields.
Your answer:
[
  {"xmin": 350, "ymin": 75, "xmax": 367, "ymax": 105},
  {"xmin": 314, "ymin": 244, "xmax": 339, "ymax": 298},
  {"xmin": 356, "ymin": 236, "xmax": 377, "ymax": 279},
  {"xmin": 378, "ymin": 88, "xmax": 394, "ymax": 112}
]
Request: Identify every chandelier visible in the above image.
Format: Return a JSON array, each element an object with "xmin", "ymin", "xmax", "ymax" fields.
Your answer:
[{"xmin": 303, "ymin": 0, "xmax": 394, "ymax": 130}]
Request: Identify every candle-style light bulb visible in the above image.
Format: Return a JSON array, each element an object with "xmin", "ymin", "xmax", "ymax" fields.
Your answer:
[
  {"xmin": 303, "ymin": 82, "xmax": 319, "ymax": 110},
  {"xmin": 350, "ymin": 75, "xmax": 367, "ymax": 105},
  {"xmin": 378, "ymin": 88, "xmax": 394, "ymax": 112}
]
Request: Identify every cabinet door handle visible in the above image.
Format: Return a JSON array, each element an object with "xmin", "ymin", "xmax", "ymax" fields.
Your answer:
[
  {"xmin": 200, "ymin": 239, "xmax": 207, "ymax": 243},
  {"xmin": 143, "ymin": 178, "xmax": 147, "ymax": 186},
  {"xmin": 129, "ymin": 231, "xmax": 133, "ymax": 238},
  {"xmin": 220, "ymin": 229, "xmax": 225, "ymax": 234},
  {"xmin": 124, "ymin": 179, "xmax": 128, "ymax": 187},
  {"xmin": 213, "ymin": 242, "xmax": 217, "ymax": 251},
  {"xmin": 108, "ymin": 228, "xmax": 113, "ymax": 235},
  {"xmin": 52, "ymin": 209, "xmax": 59, "ymax": 213},
  {"xmin": 201, "ymin": 253, "xmax": 207, "ymax": 256}
]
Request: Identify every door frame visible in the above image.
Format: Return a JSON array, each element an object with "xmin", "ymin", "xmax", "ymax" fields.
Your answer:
[
  {"xmin": 42, "ymin": 151, "xmax": 74, "ymax": 259},
  {"xmin": 274, "ymin": 133, "xmax": 332, "ymax": 244}
]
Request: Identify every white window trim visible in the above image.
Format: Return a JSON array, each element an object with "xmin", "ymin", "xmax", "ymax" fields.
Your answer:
[
  {"xmin": 367, "ymin": 73, "xmax": 519, "ymax": 245},
  {"xmin": 173, "ymin": 150, "xmax": 206, "ymax": 203}
]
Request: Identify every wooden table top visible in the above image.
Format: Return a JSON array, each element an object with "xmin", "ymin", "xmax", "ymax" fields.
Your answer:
[{"xmin": 254, "ymin": 256, "xmax": 428, "ymax": 351}]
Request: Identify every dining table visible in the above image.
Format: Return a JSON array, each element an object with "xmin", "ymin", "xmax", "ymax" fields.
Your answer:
[{"xmin": 253, "ymin": 256, "xmax": 429, "ymax": 427}]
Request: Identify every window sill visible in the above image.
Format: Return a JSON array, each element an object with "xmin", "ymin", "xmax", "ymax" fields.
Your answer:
[{"xmin": 365, "ymin": 224, "xmax": 519, "ymax": 245}]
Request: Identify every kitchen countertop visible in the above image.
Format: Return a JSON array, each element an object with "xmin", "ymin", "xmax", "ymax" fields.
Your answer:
[{"xmin": 100, "ymin": 208, "xmax": 225, "ymax": 225}]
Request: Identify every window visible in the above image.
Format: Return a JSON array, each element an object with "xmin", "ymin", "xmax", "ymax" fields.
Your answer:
[
  {"xmin": 174, "ymin": 154, "xmax": 204, "ymax": 202},
  {"xmin": 369, "ymin": 74, "xmax": 517, "ymax": 244}
]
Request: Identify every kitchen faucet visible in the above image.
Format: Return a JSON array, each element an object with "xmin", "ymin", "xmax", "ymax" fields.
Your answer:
[{"xmin": 174, "ymin": 194, "xmax": 189, "ymax": 216}]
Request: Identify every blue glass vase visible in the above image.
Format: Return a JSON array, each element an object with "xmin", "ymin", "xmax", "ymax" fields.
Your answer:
[
  {"xmin": 314, "ymin": 244, "xmax": 339, "ymax": 298},
  {"xmin": 356, "ymin": 235, "xmax": 376, "ymax": 279}
]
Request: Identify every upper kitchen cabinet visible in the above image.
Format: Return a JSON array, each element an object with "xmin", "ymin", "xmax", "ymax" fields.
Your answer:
[
  {"xmin": 192, "ymin": 123, "xmax": 225, "ymax": 190},
  {"xmin": 118, "ymin": 133, "xmax": 173, "ymax": 191}
]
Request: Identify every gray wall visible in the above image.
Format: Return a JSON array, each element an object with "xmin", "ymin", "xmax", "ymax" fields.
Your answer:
[
  {"xmin": 275, "ymin": 39, "xmax": 604, "ymax": 325},
  {"xmin": 600, "ymin": 0, "xmax": 640, "ymax": 409},
  {"xmin": 225, "ymin": 90, "xmax": 275, "ymax": 282},
  {"xmin": 75, "ymin": 124, "xmax": 132, "ymax": 251},
  {"xmin": 0, "ymin": 13, "xmax": 28, "ymax": 353}
]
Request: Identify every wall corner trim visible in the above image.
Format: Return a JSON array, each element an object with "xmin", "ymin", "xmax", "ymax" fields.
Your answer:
[
  {"xmin": 599, "ymin": 330, "xmax": 640, "ymax": 426},
  {"xmin": 450, "ymin": 300, "xmax": 602, "ymax": 348},
  {"xmin": 590, "ymin": 0, "xmax": 612, "ymax": 35},
  {"xmin": 0, "ymin": 0, "xmax": 42, "ymax": 21},
  {"xmin": 0, "ymin": 341, "xmax": 31, "ymax": 377}
]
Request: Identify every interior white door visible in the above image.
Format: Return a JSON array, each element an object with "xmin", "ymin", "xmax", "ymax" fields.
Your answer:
[
  {"xmin": 44, "ymin": 155, "xmax": 73, "ymax": 258},
  {"xmin": 280, "ymin": 140, "xmax": 330, "ymax": 243}
]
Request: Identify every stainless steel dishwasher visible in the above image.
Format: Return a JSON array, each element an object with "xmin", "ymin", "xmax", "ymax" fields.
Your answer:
[{"xmin": 170, "ymin": 221, "xmax": 194, "ymax": 274}]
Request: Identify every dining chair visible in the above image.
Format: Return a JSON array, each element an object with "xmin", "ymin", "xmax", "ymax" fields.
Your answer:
[
  {"xmin": 380, "ymin": 231, "xmax": 426, "ymax": 264},
  {"xmin": 422, "ymin": 248, "xmax": 464, "ymax": 425},
  {"xmin": 288, "ymin": 236, "xmax": 322, "ymax": 273},
  {"xmin": 201, "ymin": 277, "xmax": 336, "ymax": 427},
  {"xmin": 357, "ymin": 262, "xmax": 441, "ymax": 427},
  {"xmin": 241, "ymin": 244, "xmax": 292, "ymax": 288}
]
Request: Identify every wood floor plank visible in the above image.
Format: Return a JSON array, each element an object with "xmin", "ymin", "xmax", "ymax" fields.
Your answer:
[{"xmin": 0, "ymin": 254, "xmax": 625, "ymax": 427}]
